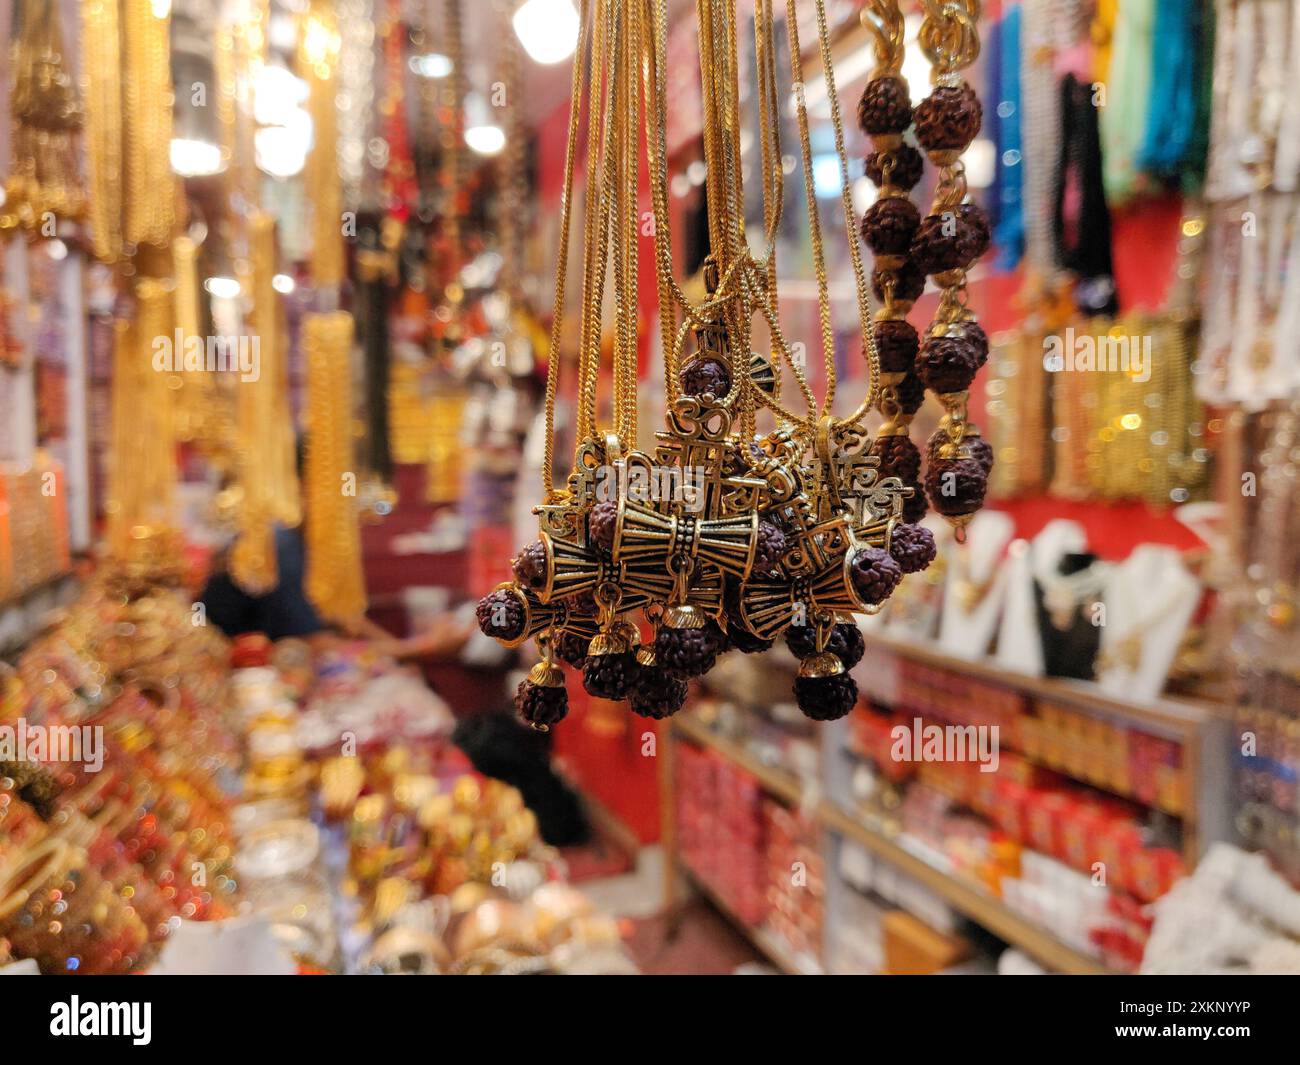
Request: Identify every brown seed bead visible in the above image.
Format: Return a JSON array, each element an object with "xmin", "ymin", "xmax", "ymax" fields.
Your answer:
[
  {"xmin": 872, "ymin": 318, "xmax": 920, "ymax": 375},
  {"xmin": 794, "ymin": 671, "xmax": 858, "ymax": 721},
  {"xmin": 628, "ymin": 666, "xmax": 689, "ymax": 719},
  {"xmin": 512, "ymin": 540, "xmax": 549, "ymax": 589},
  {"xmin": 679, "ymin": 356, "xmax": 732, "ymax": 399},
  {"xmin": 925, "ymin": 455, "xmax": 989, "ymax": 517},
  {"xmin": 849, "ymin": 545, "xmax": 903, "ymax": 605},
  {"xmin": 476, "ymin": 589, "xmax": 526, "ymax": 641},
  {"xmin": 912, "ymin": 210, "xmax": 980, "ymax": 276},
  {"xmin": 870, "ymin": 433, "xmax": 922, "ymax": 482},
  {"xmin": 865, "ymin": 143, "xmax": 924, "ymax": 190},
  {"xmin": 587, "ymin": 500, "xmax": 619, "ymax": 555},
  {"xmin": 857, "ymin": 76, "xmax": 912, "ymax": 136},
  {"xmin": 889, "ymin": 522, "xmax": 937, "ymax": 574},
  {"xmin": 895, "ymin": 371, "xmax": 926, "ymax": 415},
  {"xmin": 926, "ymin": 428, "xmax": 995, "ymax": 475},
  {"xmin": 872, "ymin": 259, "xmax": 926, "ymax": 305},
  {"xmin": 916, "ymin": 334, "xmax": 982, "ymax": 394},
  {"xmin": 902, "ymin": 480, "xmax": 928, "ymax": 523},
  {"xmin": 515, "ymin": 680, "xmax": 569, "ymax": 729},
  {"xmin": 753, "ymin": 520, "xmax": 787, "ymax": 574},
  {"xmin": 957, "ymin": 202, "xmax": 991, "ymax": 262},
  {"xmin": 914, "ymin": 83, "xmax": 983, "ymax": 154},
  {"xmin": 860, "ymin": 196, "xmax": 920, "ymax": 257}
]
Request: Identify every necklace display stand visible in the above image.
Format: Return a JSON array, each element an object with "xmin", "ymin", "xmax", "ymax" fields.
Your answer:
[
  {"xmin": 1096, "ymin": 543, "xmax": 1201, "ymax": 702},
  {"xmin": 938, "ymin": 509, "xmax": 1015, "ymax": 660},
  {"xmin": 995, "ymin": 518, "xmax": 1088, "ymax": 676}
]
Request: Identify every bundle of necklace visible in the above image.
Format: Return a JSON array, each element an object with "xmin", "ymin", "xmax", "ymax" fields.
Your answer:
[
  {"xmin": 475, "ymin": 0, "xmax": 989, "ymax": 730},
  {"xmin": 5, "ymin": 0, "xmax": 86, "ymax": 233}
]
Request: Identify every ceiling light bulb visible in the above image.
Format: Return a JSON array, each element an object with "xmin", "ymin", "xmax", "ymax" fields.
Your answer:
[
  {"xmin": 512, "ymin": 0, "xmax": 580, "ymax": 65},
  {"xmin": 204, "ymin": 277, "xmax": 241, "ymax": 299},
  {"xmin": 465, "ymin": 125, "xmax": 506, "ymax": 156},
  {"xmin": 170, "ymin": 138, "xmax": 225, "ymax": 178}
]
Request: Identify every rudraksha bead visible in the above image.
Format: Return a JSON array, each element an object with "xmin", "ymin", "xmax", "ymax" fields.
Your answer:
[
  {"xmin": 784, "ymin": 622, "xmax": 865, "ymax": 670},
  {"xmin": 872, "ymin": 258, "xmax": 926, "ymax": 305},
  {"xmin": 476, "ymin": 588, "xmax": 526, "ymax": 642},
  {"xmin": 860, "ymin": 196, "xmax": 920, "ymax": 257},
  {"xmin": 916, "ymin": 333, "xmax": 982, "ymax": 394},
  {"xmin": 865, "ymin": 143, "xmax": 924, "ymax": 190},
  {"xmin": 848, "ymin": 545, "xmax": 903, "ymax": 605},
  {"xmin": 872, "ymin": 318, "xmax": 920, "ymax": 375},
  {"xmin": 587, "ymin": 500, "xmax": 619, "ymax": 555},
  {"xmin": 924, "ymin": 454, "xmax": 989, "ymax": 517},
  {"xmin": 680, "ymin": 356, "xmax": 732, "ymax": 400},
  {"xmin": 914, "ymin": 83, "xmax": 982, "ymax": 153},
  {"xmin": 857, "ymin": 75, "xmax": 912, "ymax": 136},
  {"xmin": 870, "ymin": 433, "xmax": 922, "ymax": 482},
  {"xmin": 794, "ymin": 672, "xmax": 859, "ymax": 721},
  {"xmin": 889, "ymin": 522, "xmax": 937, "ymax": 574},
  {"xmin": 512, "ymin": 540, "xmax": 548, "ymax": 590},
  {"xmin": 515, "ymin": 680, "xmax": 568, "ymax": 729}
]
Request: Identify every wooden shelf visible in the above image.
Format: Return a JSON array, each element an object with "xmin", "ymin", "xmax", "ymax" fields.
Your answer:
[
  {"xmin": 817, "ymin": 803, "xmax": 1114, "ymax": 976},
  {"xmin": 677, "ymin": 862, "xmax": 822, "ymax": 976},
  {"xmin": 674, "ymin": 714, "xmax": 807, "ymax": 805},
  {"xmin": 672, "ymin": 714, "xmax": 1116, "ymax": 976},
  {"xmin": 862, "ymin": 630, "xmax": 1223, "ymax": 739}
]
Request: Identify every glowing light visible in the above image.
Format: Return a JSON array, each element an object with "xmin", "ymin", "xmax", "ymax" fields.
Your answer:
[
  {"xmin": 272, "ymin": 274, "xmax": 295, "ymax": 294},
  {"xmin": 170, "ymin": 137, "xmax": 224, "ymax": 177},
  {"xmin": 465, "ymin": 125, "xmax": 506, "ymax": 156},
  {"xmin": 409, "ymin": 53, "xmax": 452, "ymax": 79},
  {"xmin": 513, "ymin": 0, "xmax": 580, "ymax": 65},
  {"xmin": 204, "ymin": 277, "xmax": 241, "ymax": 299}
]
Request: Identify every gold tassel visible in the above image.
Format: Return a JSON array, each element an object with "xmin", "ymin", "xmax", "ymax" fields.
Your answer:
[
  {"xmin": 300, "ymin": 0, "xmax": 345, "ymax": 287},
  {"xmin": 105, "ymin": 282, "xmax": 177, "ymax": 559},
  {"xmin": 303, "ymin": 312, "xmax": 367, "ymax": 622},
  {"xmin": 122, "ymin": 0, "xmax": 175, "ymax": 246},
  {"xmin": 171, "ymin": 234, "xmax": 219, "ymax": 446},
  {"xmin": 80, "ymin": 0, "xmax": 123, "ymax": 260},
  {"xmin": 7, "ymin": 0, "xmax": 86, "ymax": 229},
  {"xmin": 231, "ymin": 212, "xmax": 300, "ymax": 593}
]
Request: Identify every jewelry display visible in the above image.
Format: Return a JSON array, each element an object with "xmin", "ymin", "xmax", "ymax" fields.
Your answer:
[
  {"xmin": 4, "ymin": 0, "xmax": 86, "ymax": 233},
  {"xmin": 474, "ymin": 0, "xmax": 991, "ymax": 730},
  {"xmin": 1095, "ymin": 544, "xmax": 1202, "ymax": 702},
  {"xmin": 303, "ymin": 312, "xmax": 367, "ymax": 624},
  {"xmin": 230, "ymin": 212, "xmax": 301, "ymax": 594}
]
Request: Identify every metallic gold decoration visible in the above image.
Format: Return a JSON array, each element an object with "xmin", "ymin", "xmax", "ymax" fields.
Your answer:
[
  {"xmin": 80, "ymin": 0, "xmax": 123, "ymax": 260},
  {"xmin": 6, "ymin": 0, "xmax": 86, "ymax": 231},
  {"xmin": 303, "ymin": 312, "xmax": 367, "ymax": 623},
  {"xmin": 300, "ymin": 0, "xmax": 345, "ymax": 287},
  {"xmin": 476, "ymin": 0, "xmax": 956, "ymax": 729},
  {"xmin": 121, "ymin": 0, "xmax": 175, "ymax": 246},
  {"xmin": 104, "ymin": 282, "xmax": 178, "ymax": 560},
  {"xmin": 230, "ymin": 212, "xmax": 299, "ymax": 594}
]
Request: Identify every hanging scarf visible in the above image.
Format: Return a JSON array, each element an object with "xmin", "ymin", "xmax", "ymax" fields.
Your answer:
[
  {"xmin": 1099, "ymin": 0, "xmax": 1155, "ymax": 203},
  {"xmin": 990, "ymin": 6, "xmax": 1025, "ymax": 269},
  {"xmin": 1137, "ymin": 0, "xmax": 1209, "ymax": 186},
  {"xmin": 1054, "ymin": 73, "xmax": 1119, "ymax": 316}
]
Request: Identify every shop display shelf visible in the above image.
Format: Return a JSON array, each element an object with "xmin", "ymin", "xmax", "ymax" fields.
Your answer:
[
  {"xmin": 668, "ymin": 714, "xmax": 1116, "ymax": 976},
  {"xmin": 676, "ymin": 860, "xmax": 823, "ymax": 976}
]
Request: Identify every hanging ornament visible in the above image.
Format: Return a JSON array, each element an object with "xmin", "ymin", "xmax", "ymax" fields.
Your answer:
[
  {"xmin": 514, "ymin": 636, "xmax": 569, "ymax": 731},
  {"xmin": 912, "ymin": 0, "xmax": 992, "ymax": 535},
  {"xmin": 476, "ymin": 0, "xmax": 987, "ymax": 730},
  {"xmin": 5, "ymin": 0, "xmax": 86, "ymax": 233}
]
